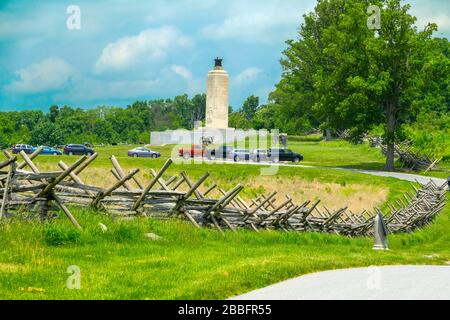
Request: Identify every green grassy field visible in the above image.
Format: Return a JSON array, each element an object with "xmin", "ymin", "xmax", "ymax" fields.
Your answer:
[{"xmin": 0, "ymin": 140, "xmax": 448, "ymax": 299}]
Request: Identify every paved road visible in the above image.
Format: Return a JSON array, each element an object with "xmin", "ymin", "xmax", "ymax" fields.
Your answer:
[
  {"xmin": 202, "ymin": 159, "xmax": 448, "ymax": 187},
  {"xmin": 332, "ymin": 167, "xmax": 447, "ymax": 186},
  {"xmin": 231, "ymin": 266, "xmax": 450, "ymax": 300},
  {"xmin": 215, "ymin": 162, "xmax": 446, "ymax": 300}
]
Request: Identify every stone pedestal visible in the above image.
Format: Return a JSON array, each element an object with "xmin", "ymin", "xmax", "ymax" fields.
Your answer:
[{"xmin": 205, "ymin": 62, "xmax": 229, "ymax": 129}]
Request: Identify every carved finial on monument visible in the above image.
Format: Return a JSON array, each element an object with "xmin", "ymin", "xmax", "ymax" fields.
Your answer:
[{"xmin": 214, "ymin": 57, "xmax": 223, "ymax": 68}]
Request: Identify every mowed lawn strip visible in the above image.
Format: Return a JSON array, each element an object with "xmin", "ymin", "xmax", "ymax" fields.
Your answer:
[{"xmin": 1, "ymin": 140, "xmax": 446, "ymax": 178}]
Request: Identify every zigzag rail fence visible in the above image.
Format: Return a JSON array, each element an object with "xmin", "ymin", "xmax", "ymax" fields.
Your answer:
[
  {"xmin": 369, "ymin": 137, "xmax": 443, "ymax": 172},
  {"xmin": 0, "ymin": 149, "xmax": 447, "ymax": 236}
]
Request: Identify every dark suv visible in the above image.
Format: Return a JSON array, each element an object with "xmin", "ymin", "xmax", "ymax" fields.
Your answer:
[
  {"xmin": 64, "ymin": 144, "xmax": 94, "ymax": 156},
  {"xmin": 12, "ymin": 144, "xmax": 33, "ymax": 154},
  {"xmin": 267, "ymin": 148, "xmax": 303, "ymax": 163}
]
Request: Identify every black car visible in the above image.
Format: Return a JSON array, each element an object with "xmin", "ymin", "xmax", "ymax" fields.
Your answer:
[
  {"xmin": 233, "ymin": 149, "xmax": 251, "ymax": 162},
  {"xmin": 12, "ymin": 144, "xmax": 33, "ymax": 154},
  {"xmin": 64, "ymin": 144, "xmax": 95, "ymax": 156},
  {"xmin": 208, "ymin": 146, "xmax": 234, "ymax": 160},
  {"xmin": 267, "ymin": 148, "xmax": 303, "ymax": 163}
]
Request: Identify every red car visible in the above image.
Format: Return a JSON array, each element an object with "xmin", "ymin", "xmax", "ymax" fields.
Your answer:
[{"xmin": 178, "ymin": 145, "xmax": 208, "ymax": 159}]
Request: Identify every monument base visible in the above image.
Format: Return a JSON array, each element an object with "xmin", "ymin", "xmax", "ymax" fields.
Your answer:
[
  {"xmin": 150, "ymin": 128, "xmax": 275, "ymax": 146},
  {"xmin": 200, "ymin": 127, "xmax": 236, "ymax": 145},
  {"xmin": 151, "ymin": 128, "xmax": 236, "ymax": 145}
]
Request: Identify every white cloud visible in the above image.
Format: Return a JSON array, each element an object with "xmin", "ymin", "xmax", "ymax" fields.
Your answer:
[
  {"xmin": 5, "ymin": 57, "xmax": 73, "ymax": 94},
  {"xmin": 201, "ymin": 2, "xmax": 311, "ymax": 43},
  {"xmin": 171, "ymin": 65, "xmax": 193, "ymax": 80},
  {"xmin": 95, "ymin": 26, "xmax": 192, "ymax": 73},
  {"xmin": 416, "ymin": 13, "xmax": 450, "ymax": 29},
  {"xmin": 170, "ymin": 65, "xmax": 204, "ymax": 94},
  {"xmin": 55, "ymin": 64, "xmax": 198, "ymax": 103},
  {"xmin": 407, "ymin": 1, "xmax": 450, "ymax": 34},
  {"xmin": 56, "ymin": 78, "xmax": 161, "ymax": 102},
  {"xmin": 433, "ymin": 15, "xmax": 450, "ymax": 28},
  {"xmin": 233, "ymin": 67, "xmax": 263, "ymax": 86}
]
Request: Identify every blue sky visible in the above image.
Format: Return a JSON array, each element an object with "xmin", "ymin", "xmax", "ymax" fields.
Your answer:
[{"xmin": 0, "ymin": 0, "xmax": 449, "ymax": 112}]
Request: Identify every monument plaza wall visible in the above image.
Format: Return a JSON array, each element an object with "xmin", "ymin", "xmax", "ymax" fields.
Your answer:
[{"xmin": 150, "ymin": 128, "xmax": 275, "ymax": 146}]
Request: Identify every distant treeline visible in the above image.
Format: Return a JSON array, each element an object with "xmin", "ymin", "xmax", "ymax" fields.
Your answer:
[
  {"xmin": 0, "ymin": 93, "xmax": 312, "ymax": 148},
  {"xmin": 0, "ymin": 94, "xmax": 207, "ymax": 147}
]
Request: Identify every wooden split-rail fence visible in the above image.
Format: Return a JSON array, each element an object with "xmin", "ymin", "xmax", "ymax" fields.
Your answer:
[
  {"xmin": 0, "ymin": 148, "xmax": 447, "ymax": 236},
  {"xmin": 369, "ymin": 137, "xmax": 442, "ymax": 172}
]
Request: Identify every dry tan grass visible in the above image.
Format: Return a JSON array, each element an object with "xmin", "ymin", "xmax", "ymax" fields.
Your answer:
[
  {"xmin": 244, "ymin": 176, "xmax": 388, "ymax": 213},
  {"xmin": 0, "ymin": 263, "xmax": 23, "ymax": 273},
  {"xmin": 36, "ymin": 163, "xmax": 135, "ymax": 189}
]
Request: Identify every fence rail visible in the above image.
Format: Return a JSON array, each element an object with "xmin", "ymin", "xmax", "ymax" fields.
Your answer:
[{"xmin": 369, "ymin": 137, "xmax": 442, "ymax": 172}]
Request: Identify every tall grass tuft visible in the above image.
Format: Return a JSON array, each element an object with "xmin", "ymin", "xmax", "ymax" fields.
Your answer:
[{"xmin": 44, "ymin": 224, "xmax": 81, "ymax": 246}]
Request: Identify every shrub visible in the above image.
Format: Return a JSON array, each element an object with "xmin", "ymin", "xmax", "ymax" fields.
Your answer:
[
  {"xmin": 109, "ymin": 222, "xmax": 143, "ymax": 242},
  {"xmin": 44, "ymin": 224, "xmax": 81, "ymax": 246},
  {"xmin": 289, "ymin": 134, "xmax": 324, "ymax": 142}
]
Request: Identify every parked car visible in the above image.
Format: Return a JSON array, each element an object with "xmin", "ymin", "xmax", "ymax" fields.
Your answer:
[
  {"xmin": 32, "ymin": 146, "xmax": 62, "ymax": 155},
  {"xmin": 233, "ymin": 149, "xmax": 251, "ymax": 162},
  {"xmin": 178, "ymin": 145, "xmax": 208, "ymax": 159},
  {"xmin": 251, "ymin": 149, "xmax": 269, "ymax": 162},
  {"xmin": 12, "ymin": 144, "xmax": 33, "ymax": 154},
  {"xmin": 128, "ymin": 147, "xmax": 160, "ymax": 158},
  {"xmin": 64, "ymin": 144, "xmax": 95, "ymax": 156},
  {"xmin": 208, "ymin": 146, "xmax": 234, "ymax": 160},
  {"xmin": 267, "ymin": 148, "xmax": 304, "ymax": 163}
]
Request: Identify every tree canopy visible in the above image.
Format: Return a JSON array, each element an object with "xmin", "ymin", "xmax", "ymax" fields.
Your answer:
[{"xmin": 270, "ymin": 0, "xmax": 450, "ymax": 170}]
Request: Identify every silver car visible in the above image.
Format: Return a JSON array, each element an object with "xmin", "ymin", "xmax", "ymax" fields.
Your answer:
[{"xmin": 128, "ymin": 147, "xmax": 161, "ymax": 158}]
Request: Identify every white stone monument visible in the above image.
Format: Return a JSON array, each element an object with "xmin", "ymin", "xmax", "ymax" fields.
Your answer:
[
  {"xmin": 205, "ymin": 58, "xmax": 229, "ymax": 129},
  {"xmin": 152, "ymin": 57, "xmax": 261, "ymax": 145}
]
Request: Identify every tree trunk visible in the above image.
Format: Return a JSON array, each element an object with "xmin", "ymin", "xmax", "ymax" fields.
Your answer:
[
  {"xmin": 385, "ymin": 102, "xmax": 396, "ymax": 172},
  {"xmin": 385, "ymin": 139, "xmax": 395, "ymax": 172}
]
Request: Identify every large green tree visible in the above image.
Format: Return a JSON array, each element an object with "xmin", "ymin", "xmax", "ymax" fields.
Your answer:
[
  {"xmin": 273, "ymin": 0, "xmax": 448, "ymax": 171},
  {"xmin": 242, "ymin": 95, "xmax": 260, "ymax": 121},
  {"xmin": 30, "ymin": 121, "xmax": 64, "ymax": 146}
]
